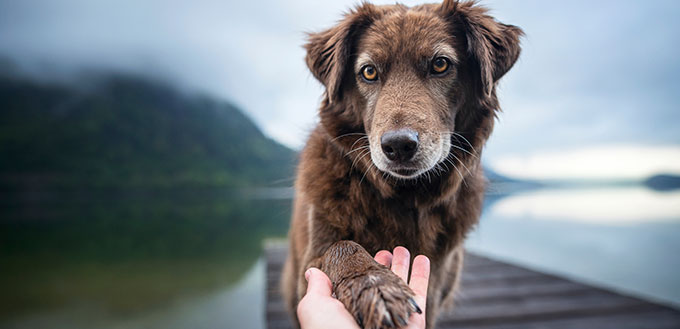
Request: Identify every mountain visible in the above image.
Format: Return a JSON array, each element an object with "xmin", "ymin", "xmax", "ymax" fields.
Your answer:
[
  {"xmin": 644, "ymin": 174, "xmax": 680, "ymax": 191},
  {"xmin": 0, "ymin": 71, "xmax": 296, "ymax": 188}
]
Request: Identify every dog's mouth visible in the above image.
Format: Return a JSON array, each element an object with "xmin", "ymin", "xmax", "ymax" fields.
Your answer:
[
  {"xmin": 388, "ymin": 167, "xmax": 422, "ymax": 179},
  {"xmin": 393, "ymin": 168, "xmax": 417, "ymax": 176}
]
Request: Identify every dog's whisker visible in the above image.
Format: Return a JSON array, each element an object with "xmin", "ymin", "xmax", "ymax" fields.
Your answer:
[
  {"xmin": 451, "ymin": 162, "xmax": 465, "ymax": 184},
  {"xmin": 343, "ymin": 137, "xmax": 370, "ymax": 165},
  {"xmin": 440, "ymin": 164, "xmax": 447, "ymax": 178},
  {"xmin": 442, "ymin": 161, "xmax": 452, "ymax": 177},
  {"xmin": 443, "ymin": 156, "xmax": 465, "ymax": 184},
  {"xmin": 346, "ymin": 145, "xmax": 370, "ymax": 156},
  {"xmin": 444, "ymin": 157, "xmax": 455, "ymax": 169},
  {"xmin": 450, "ymin": 153, "xmax": 473, "ymax": 177},
  {"xmin": 350, "ymin": 150, "xmax": 368, "ymax": 172},
  {"xmin": 444, "ymin": 131, "xmax": 475, "ymax": 147},
  {"xmin": 359, "ymin": 156, "xmax": 376, "ymax": 186},
  {"xmin": 436, "ymin": 131, "xmax": 479, "ymax": 158},
  {"xmin": 351, "ymin": 149, "xmax": 372, "ymax": 172},
  {"xmin": 355, "ymin": 147, "xmax": 373, "ymax": 178},
  {"xmin": 450, "ymin": 144, "xmax": 478, "ymax": 159},
  {"xmin": 435, "ymin": 163, "xmax": 445, "ymax": 178},
  {"xmin": 348, "ymin": 136, "xmax": 369, "ymax": 151},
  {"xmin": 330, "ymin": 132, "xmax": 368, "ymax": 143},
  {"xmin": 449, "ymin": 131, "xmax": 477, "ymax": 154},
  {"xmin": 448, "ymin": 154, "xmax": 470, "ymax": 187}
]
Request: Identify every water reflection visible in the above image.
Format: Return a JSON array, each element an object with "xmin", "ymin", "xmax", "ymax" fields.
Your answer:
[
  {"xmin": 3, "ymin": 185, "xmax": 679, "ymax": 328},
  {"xmin": 467, "ymin": 186, "xmax": 680, "ymax": 307},
  {"xmin": 0, "ymin": 189, "xmax": 290, "ymax": 329},
  {"xmin": 491, "ymin": 187, "xmax": 680, "ymax": 223}
]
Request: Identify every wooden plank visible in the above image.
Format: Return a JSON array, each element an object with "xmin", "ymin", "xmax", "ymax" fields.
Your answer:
[
  {"xmin": 449, "ymin": 310, "xmax": 680, "ymax": 329},
  {"xmin": 440, "ymin": 289, "xmax": 657, "ymax": 324},
  {"xmin": 456, "ymin": 280, "xmax": 592, "ymax": 302},
  {"xmin": 460, "ymin": 264, "xmax": 544, "ymax": 284},
  {"xmin": 266, "ymin": 242, "xmax": 294, "ymax": 329},
  {"xmin": 265, "ymin": 243, "xmax": 680, "ymax": 329}
]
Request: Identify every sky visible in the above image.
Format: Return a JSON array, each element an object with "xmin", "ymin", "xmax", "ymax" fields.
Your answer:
[{"xmin": 1, "ymin": 0, "xmax": 679, "ymax": 180}]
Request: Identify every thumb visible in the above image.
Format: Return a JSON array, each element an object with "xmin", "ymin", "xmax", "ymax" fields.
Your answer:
[{"xmin": 304, "ymin": 267, "xmax": 333, "ymax": 297}]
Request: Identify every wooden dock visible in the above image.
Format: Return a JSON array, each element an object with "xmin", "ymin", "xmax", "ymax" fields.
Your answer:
[{"xmin": 265, "ymin": 243, "xmax": 680, "ymax": 329}]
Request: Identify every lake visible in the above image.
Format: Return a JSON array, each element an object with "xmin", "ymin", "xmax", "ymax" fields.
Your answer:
[{"xmin": 1, "ymin": 185, "xmax": 679, "ymax": 329}]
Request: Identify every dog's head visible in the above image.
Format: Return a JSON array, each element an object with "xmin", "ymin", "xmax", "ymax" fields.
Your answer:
[{"xmin": 306, "ymin": 0, "xmax": 522, "ymax": 180}]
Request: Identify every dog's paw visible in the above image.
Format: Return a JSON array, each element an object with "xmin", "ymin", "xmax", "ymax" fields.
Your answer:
[{"xmin": 335, "ymin": 267, "xmax": 422, "ymax": 329}]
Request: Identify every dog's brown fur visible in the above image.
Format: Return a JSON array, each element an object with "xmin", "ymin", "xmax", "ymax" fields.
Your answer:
[{"xmin": 283, "ymin": 1, "xmax": 522, "ymax": 328}]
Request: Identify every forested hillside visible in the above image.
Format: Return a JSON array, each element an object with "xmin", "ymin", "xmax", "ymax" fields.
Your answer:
[{"xmin": 0, "ymin": 71, "xmax": 295, "ymax": 188}]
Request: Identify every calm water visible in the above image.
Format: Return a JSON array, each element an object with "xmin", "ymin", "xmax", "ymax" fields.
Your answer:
[
  {"xmin": 468, "ymin": 186, "xmax": 680, "ymax": 307},
  {"xmin": 0, "ymin": 189, "xmax": 290, "ymax": 329},
  {"xmin": 1, "ymin": 186, "xmax": 679, "ymax": 329}
]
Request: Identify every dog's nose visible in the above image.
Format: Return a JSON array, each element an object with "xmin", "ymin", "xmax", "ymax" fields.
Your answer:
[{"xmin": 380, "ymin": 129, "xmax": 419, "ymax": 162}]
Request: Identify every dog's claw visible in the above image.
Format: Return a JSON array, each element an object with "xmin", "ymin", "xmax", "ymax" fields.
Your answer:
[{"xmin": 409, "ymin": 297, "xmax": 422, "ymax": 314}]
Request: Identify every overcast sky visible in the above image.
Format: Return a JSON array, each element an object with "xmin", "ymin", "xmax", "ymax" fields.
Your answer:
[{"xmin": 1, "ymin": 0, "xmax": 679, "ymax": 179}]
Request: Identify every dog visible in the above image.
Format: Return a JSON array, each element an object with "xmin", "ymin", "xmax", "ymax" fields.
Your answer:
[{"xmin": 282, "ymin": 1, "xmax": 522, "ymax": 328}]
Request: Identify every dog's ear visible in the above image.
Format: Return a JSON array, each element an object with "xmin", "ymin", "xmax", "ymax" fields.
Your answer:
[
  {"xmin": 305, "ymin": 4, "xmax": 380, "ymax": 104},
  {"xmin": 441, "ymin": 0, "xmax": 523, "ymax": 98}
]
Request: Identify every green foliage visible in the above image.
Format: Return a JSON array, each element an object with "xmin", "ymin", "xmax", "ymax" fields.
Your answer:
[{"xmin": 0, "ymin": 73, "xmax": 296, "ymax": 188}]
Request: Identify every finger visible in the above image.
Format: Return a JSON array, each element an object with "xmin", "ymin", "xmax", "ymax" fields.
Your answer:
[
  {"xmin": 304, "ymin": 267, "xmax": 333, "ymax": 297},
  {"xmin": 374, "ymin": 250, "xmax": 393, "ymax": 267},
  {"xmin": 391, "ymin": 246, "xmax": 411, "ymax": 282},
  {"xmin": 408, "ymin": 255, "xmax": 431, "ymax": 310}
]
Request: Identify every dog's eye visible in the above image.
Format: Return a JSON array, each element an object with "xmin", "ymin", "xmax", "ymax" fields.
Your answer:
[
  {"xmin": 361, "ymin": 65, "xmax": 378, "ymax": 81},
  {"xmin": 431, "ymin": 57, "xmax": 450, "ymax": 74}
]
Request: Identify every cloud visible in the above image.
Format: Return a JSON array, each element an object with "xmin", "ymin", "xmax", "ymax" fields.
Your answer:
[
  {"xmin": 491, "ymin": 144, "xmax": 680, "ymax": 180},
  {"xmin": 0, "ymin": 0, "xmax": 679, "ymax": 158},
  {"xmin": 485, "ymin": 0, "xmax": 680, "ymax": 159}
]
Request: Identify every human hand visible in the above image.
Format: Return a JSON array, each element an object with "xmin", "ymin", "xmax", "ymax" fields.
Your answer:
[
  {"xmin": 297, "ymin": 266, "xmax": 361, "ymax": 329},
  {"xmin": 297, "ymin": 247, "xmax": 430, "ymax": 329},
  {"xmin": 373, "ymin": 247, "xmax": 430, "ymax": 329}
]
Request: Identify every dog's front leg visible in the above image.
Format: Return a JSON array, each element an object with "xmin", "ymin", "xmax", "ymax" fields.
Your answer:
[{"xmin": 320, "ymin": 240, "xmax": 422, "ymax": 329}]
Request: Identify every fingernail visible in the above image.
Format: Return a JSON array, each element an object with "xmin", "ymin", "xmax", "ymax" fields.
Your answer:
[{"xmin": 304, "ymin": 268, "xmax": 312, "ymax": 281}]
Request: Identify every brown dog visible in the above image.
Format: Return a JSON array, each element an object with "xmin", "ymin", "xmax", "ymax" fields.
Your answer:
[{"xmin": 282, "ymin": 1, "xmax": 522, "ymax": 328}]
